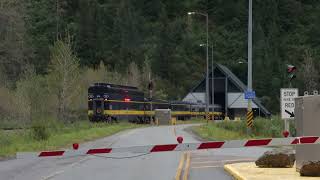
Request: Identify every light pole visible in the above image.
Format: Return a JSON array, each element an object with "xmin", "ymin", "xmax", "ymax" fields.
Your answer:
[
  {"xmin": 211, "ymin": 45, "xmax": 214, "ymax": 118},
  {"xmin": 200, "ymin": 44, "xmax": 214, "ymax": 120},
  {"xmin": 188, "ymin": 11, "xmax": 209, "ymax": 123},
  {"xmin": 247, "ymin": 0, "xmax": 253, "ymax": 133}
]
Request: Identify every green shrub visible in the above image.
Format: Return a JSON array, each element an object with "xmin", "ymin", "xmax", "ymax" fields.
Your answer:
[
  {"xmin": 214, "ymin": 116, "xmax": 285, "ymax": 138},
  {"xmin": 31, "ymin": 121, "xmax": 50, "ymax": 141},
  {"xmin": 216, "ymin": 120, "xmax": 247, "ymax": 135},
  {"xmin": 252, "ymin": 117, "xmax": 284, "ymax": 137},
  {"xmin": 289, "ymin": 120, "xmax": 297, "ymax": 137},
  {"xmin": 193, "ymin": 116, "xmax": 289, "ymax": 141}
]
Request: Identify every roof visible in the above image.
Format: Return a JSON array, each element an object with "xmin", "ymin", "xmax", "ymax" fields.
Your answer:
[
  {"xmin": 217, "ymin": 64, "xmax": 271, "ymax": 116},
  {"xmin": 186, "ymin": 64, "xmax": 271, "ymax": 116}
]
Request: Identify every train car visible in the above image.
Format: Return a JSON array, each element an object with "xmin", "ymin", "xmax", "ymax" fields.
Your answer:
[
  {"xmin": 88, "ymin": 83, "xmax": 224, "ymax": 123},
  {"xmin": 190, "ymin": 103, "xmax": 224, "ymax": 120},
  {"xmin": 170, "ymin": 101, "xmax": 192, "ymax": 120}
]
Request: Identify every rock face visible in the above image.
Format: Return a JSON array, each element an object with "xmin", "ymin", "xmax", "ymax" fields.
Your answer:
[
  {"xmin": 255, "ymin": 148, "xmax": 295, "ymax": 168},
  {"xmin": 300, "ymin": 161, "xmax": 320, "ymax": 176}
]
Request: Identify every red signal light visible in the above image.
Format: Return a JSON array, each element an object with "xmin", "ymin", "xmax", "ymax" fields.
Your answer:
[{"xmin": 124, "ymin": 98, "xmax": 131, "ymax": 102}]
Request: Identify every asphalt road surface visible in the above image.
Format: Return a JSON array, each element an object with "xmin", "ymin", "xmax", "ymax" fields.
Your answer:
[{"xmin": 0, "ymin": 124, "xmax": 270, "ymax": 180}]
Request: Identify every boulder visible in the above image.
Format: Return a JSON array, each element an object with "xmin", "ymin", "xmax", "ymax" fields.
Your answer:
[
  {"xmin": 300, "ymin": 161, "xmax": 320, "ymax": 177},
  {"xmin": 255, "ymin": 148, "xmax": 295, "ymax": 168}
]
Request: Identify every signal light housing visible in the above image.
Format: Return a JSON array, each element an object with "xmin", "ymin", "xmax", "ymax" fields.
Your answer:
[
  {"xmin": 287, "ymin": 65, "xmax": 296, "ymax": 73},
  {"xmin": 287, "ymin": 64, "xmax": 296, "ymax": 81}
]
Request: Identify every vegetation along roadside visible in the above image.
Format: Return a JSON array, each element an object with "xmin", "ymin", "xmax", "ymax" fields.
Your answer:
[
  {"xmin": 0, "ymin": 120, "xmax": 145, "ymax": 158},
  {"xmin": 192, "ymin": 117, "xmax": 296, "ymax": 141}
]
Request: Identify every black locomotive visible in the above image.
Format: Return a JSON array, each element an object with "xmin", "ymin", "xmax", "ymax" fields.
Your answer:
[{"xmin": 88, "ymin": 83, "xmax": 223, "ymax": 123}]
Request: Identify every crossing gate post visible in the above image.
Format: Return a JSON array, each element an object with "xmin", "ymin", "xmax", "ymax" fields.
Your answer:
[
  {"xmin": 206, "ymin": 113, "xmax": 211, "ymax": 123},
  {"xmin": 247, "ymin": 110, "xmax": 254, "ymax": 129}
]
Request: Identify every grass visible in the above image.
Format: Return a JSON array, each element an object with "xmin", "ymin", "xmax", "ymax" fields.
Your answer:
[
  {"xmin": 192, "ymin": 116, "xmax": 294, "ymax": 141},
  {"xmin": 0, "ymin": 120, "xmax": 144, "ymax": 157},
  {"xmin": 176, "ymin": 118, "xmax": 207, "ymax": 125},
  {"xmin": 0, "ymin": 118, "xmax": 28, "ymax": 130},
  {"xmin": 192, "ymin": 123, "xmax": 249, "ymax": 141}
]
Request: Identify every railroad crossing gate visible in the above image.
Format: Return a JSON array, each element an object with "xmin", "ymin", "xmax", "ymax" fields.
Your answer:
[
  {"xmin": 280, "ymin": 88, "xmax": 298, "ymax": 119},
  {"xmin": 18, "ymin": 136, "xmax": 320, "ymax": 159}
]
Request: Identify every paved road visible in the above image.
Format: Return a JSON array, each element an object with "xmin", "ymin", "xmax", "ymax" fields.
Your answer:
[{"xmin": 0, "ymin": 124, "xmax": 269, "ymax": 180}]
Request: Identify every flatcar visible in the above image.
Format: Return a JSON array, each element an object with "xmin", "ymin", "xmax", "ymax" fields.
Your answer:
[{"xmin": 88, "ymin": 83, "xmax": 223, "ymax": 123}]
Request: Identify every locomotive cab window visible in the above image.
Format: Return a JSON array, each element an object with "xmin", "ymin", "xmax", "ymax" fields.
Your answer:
[
  {"xmin": 94, "ymin": 100, "xmax": 104, "ymax": 109},
  {"xmin": 95, "ymin": 100, "xmax": 101, "ymax": 106}
]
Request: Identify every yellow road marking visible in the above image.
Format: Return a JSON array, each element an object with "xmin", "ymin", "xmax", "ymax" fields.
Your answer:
[
  {"xmin": 183, "ymin": 152, "xmax": 191, "ymax": 180},
  {"xmin": 175, "ymin": 152, "xmax": 186, "ymax": 180}
]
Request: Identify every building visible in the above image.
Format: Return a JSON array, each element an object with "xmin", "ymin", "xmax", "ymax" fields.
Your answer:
[{"xmin": 183, "ymin": 64, "xmax": 271, "ymax": 119}]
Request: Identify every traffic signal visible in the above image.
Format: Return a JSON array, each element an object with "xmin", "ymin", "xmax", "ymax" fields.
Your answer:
[{"xmin": 287, "ymin": 64, "xmax": 296, "ymax": 81}]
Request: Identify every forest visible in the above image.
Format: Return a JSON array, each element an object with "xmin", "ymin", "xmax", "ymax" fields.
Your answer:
[{"xmin": 1, "ymin": 0, "xmax": 320, "ymax": 124}]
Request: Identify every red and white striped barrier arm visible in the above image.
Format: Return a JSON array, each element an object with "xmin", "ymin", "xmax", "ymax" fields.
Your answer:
[{"xmin": 17, "ymin": 136, "xmax": 320, "ymax": 159}]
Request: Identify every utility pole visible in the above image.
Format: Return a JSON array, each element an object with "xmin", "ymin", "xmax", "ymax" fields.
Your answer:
[
  {"xmin": 148, "ymin": 73, "xmax": 153, "ymax": 124},
  {"xmin": 56, "ymin": 0, "xmax": 59, "ymax": 40},
  {"xmin": 206, "ymin": 15, "xmax": 210, "ymax": 124},
  {"xmin": 247, "ymin": 0, "xmax": 253, "ymax": 134},
  {"xmin": 211, "ymin": 45, "xmax": 214, "ymax": 120}
]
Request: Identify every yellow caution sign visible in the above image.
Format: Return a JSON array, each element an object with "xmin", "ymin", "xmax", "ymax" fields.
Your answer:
[{"xmin": 247, "ymin": 110, "xmax": 254, "ymax": 127}]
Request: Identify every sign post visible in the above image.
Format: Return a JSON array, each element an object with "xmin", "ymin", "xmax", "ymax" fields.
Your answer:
[
  {"xmin": 280, "ymin": 88, "xmax": 298, "ymax": 132},
  {"xmin": 245, "ymin": 91, "xmax": 255, "ymax": 129}
]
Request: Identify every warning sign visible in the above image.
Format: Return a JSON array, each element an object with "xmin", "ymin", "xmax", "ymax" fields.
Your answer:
[{"xmin": 280, "ymin": 88, "xmax": 298, "ymax": 119}]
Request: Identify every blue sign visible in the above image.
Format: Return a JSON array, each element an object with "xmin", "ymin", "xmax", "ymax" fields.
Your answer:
[{"xmin": 245, "ymin": 91, "xmax": 256, "ymax": 99}]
